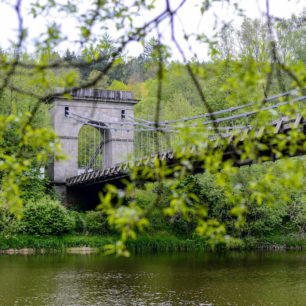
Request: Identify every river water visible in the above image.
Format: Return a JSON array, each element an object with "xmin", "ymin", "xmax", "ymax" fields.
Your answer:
[{"xmin": 0, "ymin": 251, "xmax": 305, "ymax": 305}]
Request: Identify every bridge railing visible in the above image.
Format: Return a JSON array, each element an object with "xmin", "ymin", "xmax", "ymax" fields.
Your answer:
[{"xmin": 132, "ymin": 90, "xmax": 305, "ymax": 157}]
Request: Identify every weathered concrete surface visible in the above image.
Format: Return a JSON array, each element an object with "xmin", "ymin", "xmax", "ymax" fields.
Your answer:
[
  {"xmin": 66, "ymin": 247, "xmax": 99, "ymax": 254},
  {"xmin": 48, "ymin": 89, "xmax": 139, "ymax": 185}
]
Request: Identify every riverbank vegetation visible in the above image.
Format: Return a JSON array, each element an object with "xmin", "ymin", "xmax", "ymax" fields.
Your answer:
[
  {"xmin": 0, "ymin": 233, "xmax": 304, "ymax": 254},
  {"xmin": 0, "ymin": 160, "xmax": 305, "ymax": 252},
  {"xmin": 0, "ymin": 1, "xmax": 305, "ymax": 255}
]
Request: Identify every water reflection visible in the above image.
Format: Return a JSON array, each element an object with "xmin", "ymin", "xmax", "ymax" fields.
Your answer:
[{"xmin": 0, "ymin": 251, "xmax": 305, "ymax": 305}]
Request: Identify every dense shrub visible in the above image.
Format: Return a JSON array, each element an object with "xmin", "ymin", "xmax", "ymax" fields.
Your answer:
[
  {"xmin": 135, "ymin": 188, "xmax": 171, "ymax": 235},
  {"xmin": 287, "ymin": 192, "xmax": 306, "ymax": 233},
  {"xmin": 85, "ymin": 211, "xmax": 112, "ymax": 235},
  {"xmin": 64, "ymin": 210, "xmax": 113, "ymax": 235},
  {"xmin": 69, "ymin": 211, "xmax": 87, "ymax": 233},
  {"xmin": 20, "ymin": 165, "xmax": 58, "ymax": 202},
  {"xmin": 135, "ymin": 164, "xmax": 306, "ymax": 240},
  {"xmin": 135, "ymin": 188, "xmax": 157, "ymax": 209},
  {"xmin": 0, "ymin": 206, "xmax": 23, "ymax": 238},
  {"xmin": 22, "ymin": 197, "xmax": 74, "ymax": 236}
]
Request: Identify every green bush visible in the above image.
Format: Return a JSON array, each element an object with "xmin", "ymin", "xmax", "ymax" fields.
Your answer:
[
  {"xmin": 135, "ymin": 188, "xmax": 157, "ymax": 209},
  {"xmin": 22, "ymin": 197, "xmax": 74, "ymax": 236},
  {"xmin": 287, "ymin": 192, "xmax": 306, "ymax": 233},
  {"xmin": 0, "ymin": 206, "xmax": 23, "ymax": 238},
  {"xmin": 20, "ymin": 165, "xmax": 58, "ymax": 202},
  {"xmin": 85, "ymin": 211, "xmax": 112, "ymax": 235},
  {"xmin": 135, "ymin": 187, "xmax": 173, "ymax": 235},
  {"xmin": 142, "ymin": 169, "xmax": 306, "ymax": 239},
  {"xmin": 68, "ymin": 210, "xmax": 87, "ymax": 233}
]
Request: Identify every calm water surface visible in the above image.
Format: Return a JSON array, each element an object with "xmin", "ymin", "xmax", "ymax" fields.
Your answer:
[{"xmin": 0, "ymin": 251, "xmax": 305, "ymax": 305}]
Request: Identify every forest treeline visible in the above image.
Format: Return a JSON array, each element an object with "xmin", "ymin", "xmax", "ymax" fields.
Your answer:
[
  {"xmin": 61, "ymin": 14, "xmax": 306, "ymax": 120},
  {"xmin": 0, "ymin": 14, "xmax": 305, "ymax": 247},
  {"xmin": 1, "ymin": 14, "xmax": 305, "ymax": 122}
]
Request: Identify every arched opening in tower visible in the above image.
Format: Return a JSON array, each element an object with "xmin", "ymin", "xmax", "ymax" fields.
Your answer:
[{"xmin": 78, "ymin": 123, "xmax": 110, "ymax": 174}]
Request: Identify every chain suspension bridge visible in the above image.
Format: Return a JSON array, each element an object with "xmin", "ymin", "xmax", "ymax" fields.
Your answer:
[{"xmin": 62, "ymin": 89, "xmax": 305, "ymax": 188}]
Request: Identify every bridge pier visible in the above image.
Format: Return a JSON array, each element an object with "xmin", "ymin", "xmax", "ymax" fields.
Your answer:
[{"xmin": 48, "ymin": 89, "xmax": 139, "ymax": 207}]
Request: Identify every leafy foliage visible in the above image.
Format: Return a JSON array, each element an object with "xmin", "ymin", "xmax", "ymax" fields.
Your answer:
[
  {"xmin": 0, "ymin": 206, "xmax": 23, "ymax": 238},
  {"xmin": 133, "ymin": 164, "xmax": 305, "ymax": 241},
  {"xmin": 22, "ymin": 197, "xmax": 74, "ymax": 236},
  {"xmin": 84, "ymin": 211, "xmax": 114, "ymax": 235}
]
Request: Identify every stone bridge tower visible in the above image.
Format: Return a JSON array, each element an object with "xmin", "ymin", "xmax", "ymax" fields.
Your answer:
[{"xmin": 48, "ymin": 89, "xmax": 139, "ymax": 186}]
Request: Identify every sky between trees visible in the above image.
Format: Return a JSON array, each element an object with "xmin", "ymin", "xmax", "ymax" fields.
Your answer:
[{"xmin": 0, "ymin": 0, "xmax": 305, "ymax": 60}]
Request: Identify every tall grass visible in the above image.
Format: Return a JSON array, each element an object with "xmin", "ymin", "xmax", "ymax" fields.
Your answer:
[
  {"xmin": 127, "ymin": 236, "xmax": 210, "ymax": 254},
  {"xmin": 0, "ymin": 235, "xmax": 210, "ymax": 253},
  {"xmin": 0, "ymin": 233, "xmax": 304, "ymax": 253},
  {"xmin": 0, "ymin": 235, "xmax": 114, "ymax": 251}
]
